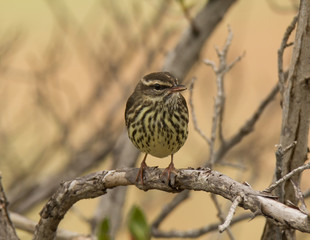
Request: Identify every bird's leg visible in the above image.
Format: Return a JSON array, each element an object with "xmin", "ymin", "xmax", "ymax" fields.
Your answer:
[
  {"xmin": 136, "ymin": 153, "xmax": 148, "ymax": 184},
  {"xmin": 162, "ymin": 154, "xmax": 177, "ymax": 183}
]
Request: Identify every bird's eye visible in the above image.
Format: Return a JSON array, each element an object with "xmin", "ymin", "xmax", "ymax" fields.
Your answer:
[{"xmin": 153, "ymin": 84, "xmax": 161, "ymax": 90}]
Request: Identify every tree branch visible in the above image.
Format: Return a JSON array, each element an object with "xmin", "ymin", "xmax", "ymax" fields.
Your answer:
[
  {"xmin": 10, "ymin": 212, "xmax": 92, "ymax": 240},
  {"xmin": 203, "ymin": 26, "xmax": 245, "ymax": 165},
  {"xmin": 218, "ymin": 195, "xmax": 243, "ymax": 233},
  {"xmin": 265, "ymin": 161, "xmax": 310, "ymax": 193},
  {"xmin": 0, "ymin": 175, "xmax": 19, "ymax": 240},
  {"xmin": 213, "ymin": 83, "xmax": 279, "ymax": 164},
  {"xmin": 188, "ymin": 77, "xmax": 211, "ymax": 145},
  {"xmin": 152, "ymin": 213, "xmax": 252, "ymax": 238},
  {"xmin": 163, "ymin": 0, "xmax": 237, "ymax": 81},
  {"xmin": 211, "ymin": 194, "xmax": 235, "ymax": 239},
  {"xmin": 33, "ymin": 168, "xmax": 310, "ymax": 240}
]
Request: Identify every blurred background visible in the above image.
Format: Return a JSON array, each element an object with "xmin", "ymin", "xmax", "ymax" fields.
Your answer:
[{"xmin": 1, "ymin": 0, "xmax": 309, "ymax": 239}]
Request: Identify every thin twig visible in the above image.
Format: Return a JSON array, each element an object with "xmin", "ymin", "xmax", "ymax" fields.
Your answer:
[
  {"xmin": 203, "ymin": 26, "xmax": 245, "ymax": 166},
  {"xmin": 226, "ymin": 52, "xmax": 246, "ymax": 72},
  {"xmin": 278, "ymin": 14, "xmax": 298, "ymax": 92},
  {"xmin": 151, "ymin": 190, "xmax": 190, "ymax": 229},
  {"xmin": 211, "ymin": 194, "xmax": 235, "ymax": 240},
  {"xmin": 265, "ymin": 162, "xmax": 310, "ymax": 193},
  {"xmin": 218, "ymin": 195, "xmax": 243, "ymax": 233},
  {"xmin": 275, "ymin": 141, "xmax": 297, "ymax": 181},
  {"xmin": 10, "ymin": 212, "xmax": 92, "ymax": 240},
  {"xmin": 152, "ymin": 213, "xmax": 252, "ymax": 238},
  {"xmin": 290, "ymin": 179, "xmax": 309, "ymax": 215},
  {"xmin": 188, "ymin": 77, "xmax": 211, "ymax": 145},
  {"xmin": 212, "ymin": 83, "xmax": 279, "ymax": 165},
  {"xmin": 274, "ymin": 141, "xmax": 297, "ymax": 202},
  {"xmin": 204, "ymin": 26, "xmax": 243, "ymax": 165}
]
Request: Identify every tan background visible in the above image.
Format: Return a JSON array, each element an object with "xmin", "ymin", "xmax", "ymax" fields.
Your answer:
[{"xmin": 1, "ymin": 0, "xmax": 309, "ymax": 239}]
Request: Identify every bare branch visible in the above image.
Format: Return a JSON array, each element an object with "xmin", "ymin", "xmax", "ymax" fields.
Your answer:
[
  {"xmin": 177, "ymin": 0, "xmax": 199, "ymax": 35},
  {"xmin": 278, "ymin": 14, "xmax": 298, "ymax": 91},
  {"xmin": 90, "ymin": 130, "xmax": 139, "ymax": 237},
  {"xmin": 218, "ymin": 195, "xmax": 243, "ymax": 233},
  {"xmin": 211, "ymin": 194, "xmax": 235, "ymax": 239},
  {"xmin": 274, "ymin": 141, "xmax": 298, "ymax": 201},
  {"xmin": 0, "ymin": 175, "xmax": 19, "ymax": 240},
  {"xmin": 152, "ymin": 213, "xmax": 252, "ymax": 238},
  {"xmin": 10, "ymin": 212, "xmax": 92, "ymax": 240},
  {"xmin": 152, "ymin": 190, "xmax": 190, "ymax": 229},
  {"xmin": 290, "ymin": 180, "xmax": 309, "ymax": 215},
  {"xmin": 188, "ymin": 77, "xmax": 211, "ymax": 145},
  {"xmin": 33, "ymin": 168, "xmax": 310, "ymax": 240},
  {"xmin": 226, "ymin": 51, "xmax": 246, "ymax": 72},
  {"xmin": 213, "ymin": 83, "xmax": 279, "ymax": 164},
  {"xmin": 265, "ymin": 162, "xmax": 310, "ymax": 193},
  {"xmin": 163, "ymin": 0, "xmax": 237, "ymax": 81},
  {"xmin": 203, "ymin": 26, "xmax": 245, "ymax": 165}
]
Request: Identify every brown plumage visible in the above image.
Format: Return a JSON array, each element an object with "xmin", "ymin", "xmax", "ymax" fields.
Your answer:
[{"xmin": 125, "ymin": 72, "xmax": 189, "ymax": 183}]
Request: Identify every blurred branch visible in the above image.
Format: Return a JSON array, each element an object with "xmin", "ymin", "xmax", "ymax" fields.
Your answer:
[
  {"xmin": 9, "ymin": 124, "xmax": 119, "ymax": 213},
  {"xmin": 90, "ymin": 130, "xmax": 139, "ymax": 238},
  {"xmin": 303, "ymin": 189, "xmax": 310, "ymax": 199},
  {"xmin": 267, "ymin": 0, "xmax": 299, "ymax": 13},
  {"xmin": 163, "ymin": 0, "xmax": 237, "ymax": 81},
  {"xmin": 152, "ymin": 212, "xmax": 251, "ymax": 238},
  {"xmin": 10, "ymin": 212, "xmax": 93, "ymax": 240},
  {"xmin": 177, "ymin": 0, "xmax": 199, "ymax": 35},
  {"xmin": 151, "ymin": 189, "xmax": 190, "ymax": 229},
  {"xmin": 212, "ymin": 83, "xmax": 279, "ymax": 164},
  {"xmin": 278, "ymin": 14, "xmax": 298, "ymax": 94},
  {"xmin": 188, "ymin": 77, "xmax": 211, "ymax": 145},
  {"xmin": 0, "ymin": 31, "xmax": 22, "ymax": 73},
  {"xmin": 0, "ymin": 175, "xmax": 19, "ymax": 240},
  {"xmin": 33, "ymin": 167, "xmax": 310, "ymax": 240}
]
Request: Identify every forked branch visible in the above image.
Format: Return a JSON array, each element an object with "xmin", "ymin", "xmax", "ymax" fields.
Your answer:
[{"xmin": 33, "ymin": 168, "xmax": 310, "ymax": 240}]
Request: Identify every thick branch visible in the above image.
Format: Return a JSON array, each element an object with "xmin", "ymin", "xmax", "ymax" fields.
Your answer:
[
  {"xmin": 34, "ymin": 168, "xmax": 310, "ymax": 240},
  {"xmin": 163, "ymin": 0, "xmax": 237, "ymax": 80},
  {"xmin": 280, "ymin": 0, "xmax": 310, "ymax": 203},
  {"xmin": 262, "ymin": 2, "xmax": 310, "ymax": 239}
]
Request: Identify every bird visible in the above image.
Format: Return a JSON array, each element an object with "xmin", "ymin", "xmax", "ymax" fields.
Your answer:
[{"xmin": 125, "ymin": 72, "xmax": 189, "ymax": 184}]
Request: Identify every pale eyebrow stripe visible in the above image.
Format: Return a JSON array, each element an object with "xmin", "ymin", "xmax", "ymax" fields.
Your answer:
[{"xmin": 141, "ymin": 79, "xmax": 172, "ymax": 87}]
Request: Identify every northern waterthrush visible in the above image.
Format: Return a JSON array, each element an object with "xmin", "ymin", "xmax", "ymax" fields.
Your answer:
[{"xmin": 125, "ymin": 72, "xmax": 189, "ymax": 183}]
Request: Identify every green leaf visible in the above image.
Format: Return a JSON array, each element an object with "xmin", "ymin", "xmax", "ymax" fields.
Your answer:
[
  {"xmin": 128, "ymin": 205, "xmax": 150, "ymax": 240},
  {"xmin": 97, "ymin": 217, "xmax": 110, "ymax": 240}
]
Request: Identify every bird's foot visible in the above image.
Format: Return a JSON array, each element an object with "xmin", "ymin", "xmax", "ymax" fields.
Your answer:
[
  {"xmin": 136, "ymin": 160, "xmax": 148, "ymax": 184},
  {"xmin": 161, "ymin": 161, "xmax": 178, "ymax": 185}
]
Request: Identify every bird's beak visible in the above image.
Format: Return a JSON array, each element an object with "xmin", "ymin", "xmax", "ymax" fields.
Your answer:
[{"xmin": 169, "ymin": 84, "xmax": 187, "ymax": 93}]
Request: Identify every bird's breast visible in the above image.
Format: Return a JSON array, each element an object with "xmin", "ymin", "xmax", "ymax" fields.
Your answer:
[{"xmin": 128, "ymin": 102, "xmax": 188, "ymax": 158}]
